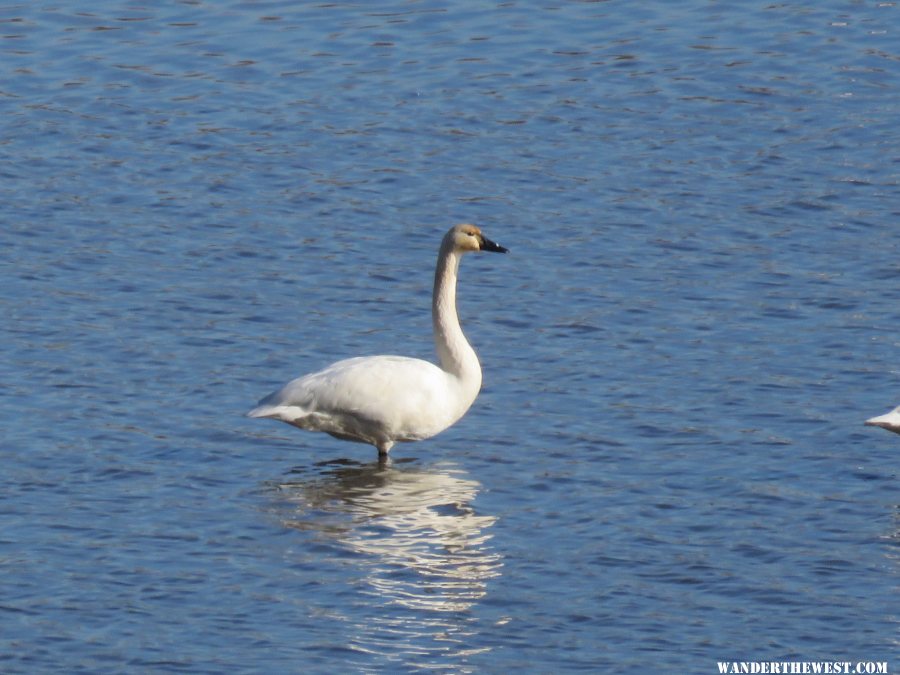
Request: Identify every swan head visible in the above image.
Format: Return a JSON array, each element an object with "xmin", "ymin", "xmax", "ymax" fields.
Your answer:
[{"xmin": 448, "ymin": 223, "xmax": 509, "ymax": 254}]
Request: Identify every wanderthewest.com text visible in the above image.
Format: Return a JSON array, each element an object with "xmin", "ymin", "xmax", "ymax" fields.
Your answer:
[{"xmin": 717, "ymin": 662, "xmax": 888, "ymax": 675}]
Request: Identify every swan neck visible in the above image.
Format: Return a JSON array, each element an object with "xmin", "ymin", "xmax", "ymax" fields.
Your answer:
[{"xmin": 432, "ymin": 241, "xmax": 480, "ymax": 384}]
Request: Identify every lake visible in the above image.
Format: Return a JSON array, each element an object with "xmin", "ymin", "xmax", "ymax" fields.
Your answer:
[{"xmin": 1, "ymin": 1, "xmax": 897, "ymax": 672}]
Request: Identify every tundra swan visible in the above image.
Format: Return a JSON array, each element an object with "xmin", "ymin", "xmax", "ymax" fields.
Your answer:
[{"xmin": 248, "ymin": 224, "xmax": 508, "ymax": 457}]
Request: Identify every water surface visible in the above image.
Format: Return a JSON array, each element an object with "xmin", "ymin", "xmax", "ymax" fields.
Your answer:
[{"xmin": 2, "ymin": 1, "xmax": 898, "ymax": 672}]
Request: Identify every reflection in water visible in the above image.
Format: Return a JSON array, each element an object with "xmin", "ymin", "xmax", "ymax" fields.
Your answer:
[{"xmin": 269, "ymin": 458, "xmax": 502, "ymax": 667}]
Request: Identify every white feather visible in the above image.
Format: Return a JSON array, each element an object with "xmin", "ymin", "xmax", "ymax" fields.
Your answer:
[{"xmin": 865, "ymin": 405, "xmax": 900, "ymax": 434}]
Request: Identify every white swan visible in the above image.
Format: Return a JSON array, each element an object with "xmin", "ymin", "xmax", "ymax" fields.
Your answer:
[
  {"xmin": 865, "ymin": 405, "xmax": 900, "ymax": 434},
  {"xmin": 248, "ymin": 224, "xmax": 508, "ymax": 457}
]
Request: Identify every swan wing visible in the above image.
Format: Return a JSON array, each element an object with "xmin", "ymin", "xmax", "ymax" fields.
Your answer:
[{"xmin": 248, "ymin": 356, "xmax": 467, "ymax": 443}]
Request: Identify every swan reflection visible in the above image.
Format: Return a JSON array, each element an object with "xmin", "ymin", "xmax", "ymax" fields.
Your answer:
[{"xmin": 271, "ymin": 458, "xmax": 502, "ymax": 616}]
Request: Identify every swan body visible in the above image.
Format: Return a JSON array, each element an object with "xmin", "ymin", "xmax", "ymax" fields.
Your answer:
[
  {"xmin": 248, "ymin": 224, "xmax": 508, "ymax": 457},
  {"xmin": 865, "ymin": 406, "xmax": 900, "ymax": 434}
]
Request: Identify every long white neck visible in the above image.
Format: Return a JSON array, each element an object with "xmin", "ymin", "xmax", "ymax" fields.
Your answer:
[{"xmin": 432, "ymin": 237, "xmax": 482, "ymax": 393}]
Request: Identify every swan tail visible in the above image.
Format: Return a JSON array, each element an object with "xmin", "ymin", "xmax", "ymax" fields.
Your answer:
[
  {"xmin": 247, "ymin": 403, "xmax": 319, "ymax": 430},
  {"xmin": 246, "ymin": 405, "xmax": 278, "ymax": 419}
]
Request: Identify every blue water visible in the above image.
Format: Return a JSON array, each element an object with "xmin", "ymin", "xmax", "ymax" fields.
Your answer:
[{"xmin": 2, "ymin": 1, "xmax": 898, "ymax": 672}]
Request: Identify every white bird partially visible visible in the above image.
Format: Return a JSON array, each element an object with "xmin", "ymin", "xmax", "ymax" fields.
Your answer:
[
  {"xmin": 248, "ymin": 223, "xmax": 508, "ymax": 457},
  {"xmin": 865, "ymin": 405, "xmax": 900, "ymax": 434}
]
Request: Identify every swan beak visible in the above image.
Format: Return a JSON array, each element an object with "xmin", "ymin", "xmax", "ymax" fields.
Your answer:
[{"xmin": 480, "ymin": 235, "xmax": 508, "ymax": 253}]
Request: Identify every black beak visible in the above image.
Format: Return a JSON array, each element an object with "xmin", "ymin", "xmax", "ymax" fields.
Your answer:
[{"xmin": 480, "ymin": 235, "xmax": 509, "ymax": 254}]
